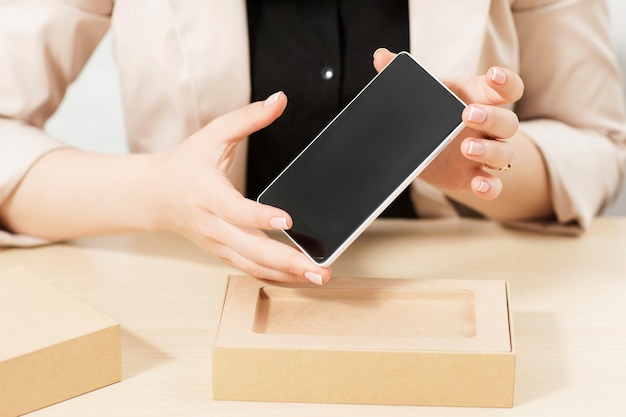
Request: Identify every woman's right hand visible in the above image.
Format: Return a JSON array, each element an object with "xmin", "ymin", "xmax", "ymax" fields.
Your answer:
[{"xmin": 153, "ymin": 92, "xmax": 330, "ymax": 285}]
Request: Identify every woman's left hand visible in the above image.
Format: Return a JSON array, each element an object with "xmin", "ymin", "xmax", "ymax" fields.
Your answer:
[{"xmin": 373, "ymin": 48, "xmax": 523, "ymax": 201}]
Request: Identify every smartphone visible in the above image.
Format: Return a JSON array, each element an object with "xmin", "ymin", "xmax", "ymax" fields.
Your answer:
[{"xmin": 257, "ymin": 52, "xmax": 466, "ymax": 266}]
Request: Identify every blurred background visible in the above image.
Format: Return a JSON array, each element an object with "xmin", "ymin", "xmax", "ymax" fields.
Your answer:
[{"xmin": 44, "ymin": 1, "xmax": 626, "ymax": 215}]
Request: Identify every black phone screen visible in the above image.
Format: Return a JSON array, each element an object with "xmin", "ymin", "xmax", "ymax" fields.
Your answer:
[{"xmin": 257, "ymin": 52, "xmax": 465, "ymax": 265}]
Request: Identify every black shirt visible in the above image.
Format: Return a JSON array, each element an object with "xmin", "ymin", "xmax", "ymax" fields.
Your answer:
[{"xmin": 246, "ymin": 0, "xmax": 416, "ymax": 218}]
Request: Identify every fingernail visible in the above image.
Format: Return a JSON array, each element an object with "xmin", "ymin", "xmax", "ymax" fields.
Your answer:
[
  {"xmin": 304, "ymin": 271, "xmax": 324, "ymax": 286},
  {"xmin": 490, "ymin": 67, "xmax": 507, "ymax": 85},
  {"xmin": 373, "ymin": 47, "xmax": 386, "ymax": 59},
  {"xmin": 264, "ymin": 91, "xmax": 282, "ymax": 107},
  {"xmin": 467, "ymin": 140, "xmax": 485, "ymax": 156},
  {"xmin": 477, "ymin": 180, "xmax": 490, "ymax": 193},
  {"xmin": 468, "ymin": 106, "xmax": 487, "ymax": 123},
  {"xmin": 269, "ymin": 217, "xmax": 288, "ymax": 230}
]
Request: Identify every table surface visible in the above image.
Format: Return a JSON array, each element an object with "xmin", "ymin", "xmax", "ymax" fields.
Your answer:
[{"xmin": 1, "ymin": 217, "xmax": 625, "ymax": 416}]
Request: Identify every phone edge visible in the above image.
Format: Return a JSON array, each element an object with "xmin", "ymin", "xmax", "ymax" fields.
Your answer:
[{"xmin": 257, "ymin": 51, "xmax": 467, "ymax": 267}]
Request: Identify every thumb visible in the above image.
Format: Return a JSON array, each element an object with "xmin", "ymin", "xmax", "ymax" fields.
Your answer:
[{"xmin": 373, "ymin": 48, "xmax": 397, "ymax": 73}]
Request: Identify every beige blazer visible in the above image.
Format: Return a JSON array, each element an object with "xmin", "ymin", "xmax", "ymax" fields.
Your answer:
[{"xmin": 1, "ymin": 0, "xmax": 625, "ymax": 246}]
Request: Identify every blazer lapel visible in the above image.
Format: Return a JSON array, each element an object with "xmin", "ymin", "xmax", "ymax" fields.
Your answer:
[
  {"xmin": 167, "ymin": 0, "xmax": 250, "ymax": 193},
  {"xmin": 408, "ymin": 0, "xmax": 492, "ymax": 77}
]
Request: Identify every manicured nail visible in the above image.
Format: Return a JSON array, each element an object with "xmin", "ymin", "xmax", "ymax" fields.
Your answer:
[
  {"xmin": 373, "ymin": 47, "xmax": 386, "ymax": 59},
  {"xmin": 490, "ymin": 67, "xmax": 507, "ymax": 85},
  {"xmin": 269, "ymin": 217, "xmax": 288, "ymax": 230},
  {"xmin": 476, "ymin": 180, "xmax": 490, "ymax": 193},
  {"xmin": 304, "ymin": 271, "xmax": 324, "ymax": 286},
  {"xmin": 264, "ymin": 91, "xmax": 282, "ymax": 107},
  {"xmin": 468, "ymin": 106, "xmax": 487, "ymax": 123},
  {"xmin": 467, "ymin": 140, "xmax": 485, "ymax": 156}
]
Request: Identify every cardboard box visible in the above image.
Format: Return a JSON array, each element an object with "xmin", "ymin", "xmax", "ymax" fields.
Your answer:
[
  {"xmin": 0, "ymin": 267, "xmax": 122, "ymax": 416},
  {"xmin": 213, "ymin": 275, "xmax": 515, "ymax": 407}
]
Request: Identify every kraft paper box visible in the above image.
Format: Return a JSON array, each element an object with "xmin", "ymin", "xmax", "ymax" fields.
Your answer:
[
  {"xmin": 213, "ymin": 275, "xmax": 515, "ymax": 408},
  {"xmin": 0, "ymin": 267, "xmax": 122, "ymax": 417}
]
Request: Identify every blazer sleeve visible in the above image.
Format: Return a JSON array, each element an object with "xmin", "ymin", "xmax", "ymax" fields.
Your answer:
[
  {"xmin": 512, "ymin": 0, "xmax": 626, "ymax": 232},
  {"xmin": 0, "ymin": 0, "xmax": 112, "ymax": 246}
]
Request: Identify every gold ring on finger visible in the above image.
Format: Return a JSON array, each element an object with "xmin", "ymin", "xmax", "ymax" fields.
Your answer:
[{"xmin": 481, "ymin": 162, "xmax": 511, "ymax": 171}]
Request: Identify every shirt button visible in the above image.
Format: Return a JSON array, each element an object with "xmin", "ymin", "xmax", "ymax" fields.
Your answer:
[{"xmin": 320, "ymin": 66, "xmax": 334, "ymax": 80}]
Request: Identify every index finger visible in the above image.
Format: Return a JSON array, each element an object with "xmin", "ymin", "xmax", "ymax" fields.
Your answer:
[{"xmin": 444, "ymin": 67, "xmax": 524, "ymax": 106}]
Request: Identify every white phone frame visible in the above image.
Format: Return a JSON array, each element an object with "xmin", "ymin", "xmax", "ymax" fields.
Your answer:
[{"xmin": 258, "ymin": 52, "xmax": 466, "ymax": 266}]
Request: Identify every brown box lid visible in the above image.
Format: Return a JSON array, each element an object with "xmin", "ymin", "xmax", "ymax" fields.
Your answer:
[{"xmin": 0, "ymin": 267, "xmax": 122, "ymax": 416}]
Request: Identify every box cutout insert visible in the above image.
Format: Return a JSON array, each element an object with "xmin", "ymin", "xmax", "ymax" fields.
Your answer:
[{"xmin": 253, "ymin": 287, "xmax": 476, "ymax": 338}]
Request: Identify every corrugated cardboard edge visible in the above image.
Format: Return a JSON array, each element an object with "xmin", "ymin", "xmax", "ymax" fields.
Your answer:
[{"xmin": 505, "ymin": 281, "xmax": 517, "ymax": 407}]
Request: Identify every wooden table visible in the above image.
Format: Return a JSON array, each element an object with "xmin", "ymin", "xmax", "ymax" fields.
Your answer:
[{"xmin": 1, "ymin": 218, "xmax": 625, "ymax": 416}]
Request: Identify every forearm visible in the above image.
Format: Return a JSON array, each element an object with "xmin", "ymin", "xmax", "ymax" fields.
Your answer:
[
  {"xmin": 445, "ymin": 130, "xmax": 553, "ymax": 222},
  {"xmin": 0, "ymin": 147, "xmax": 164, "ymax": 239}
]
